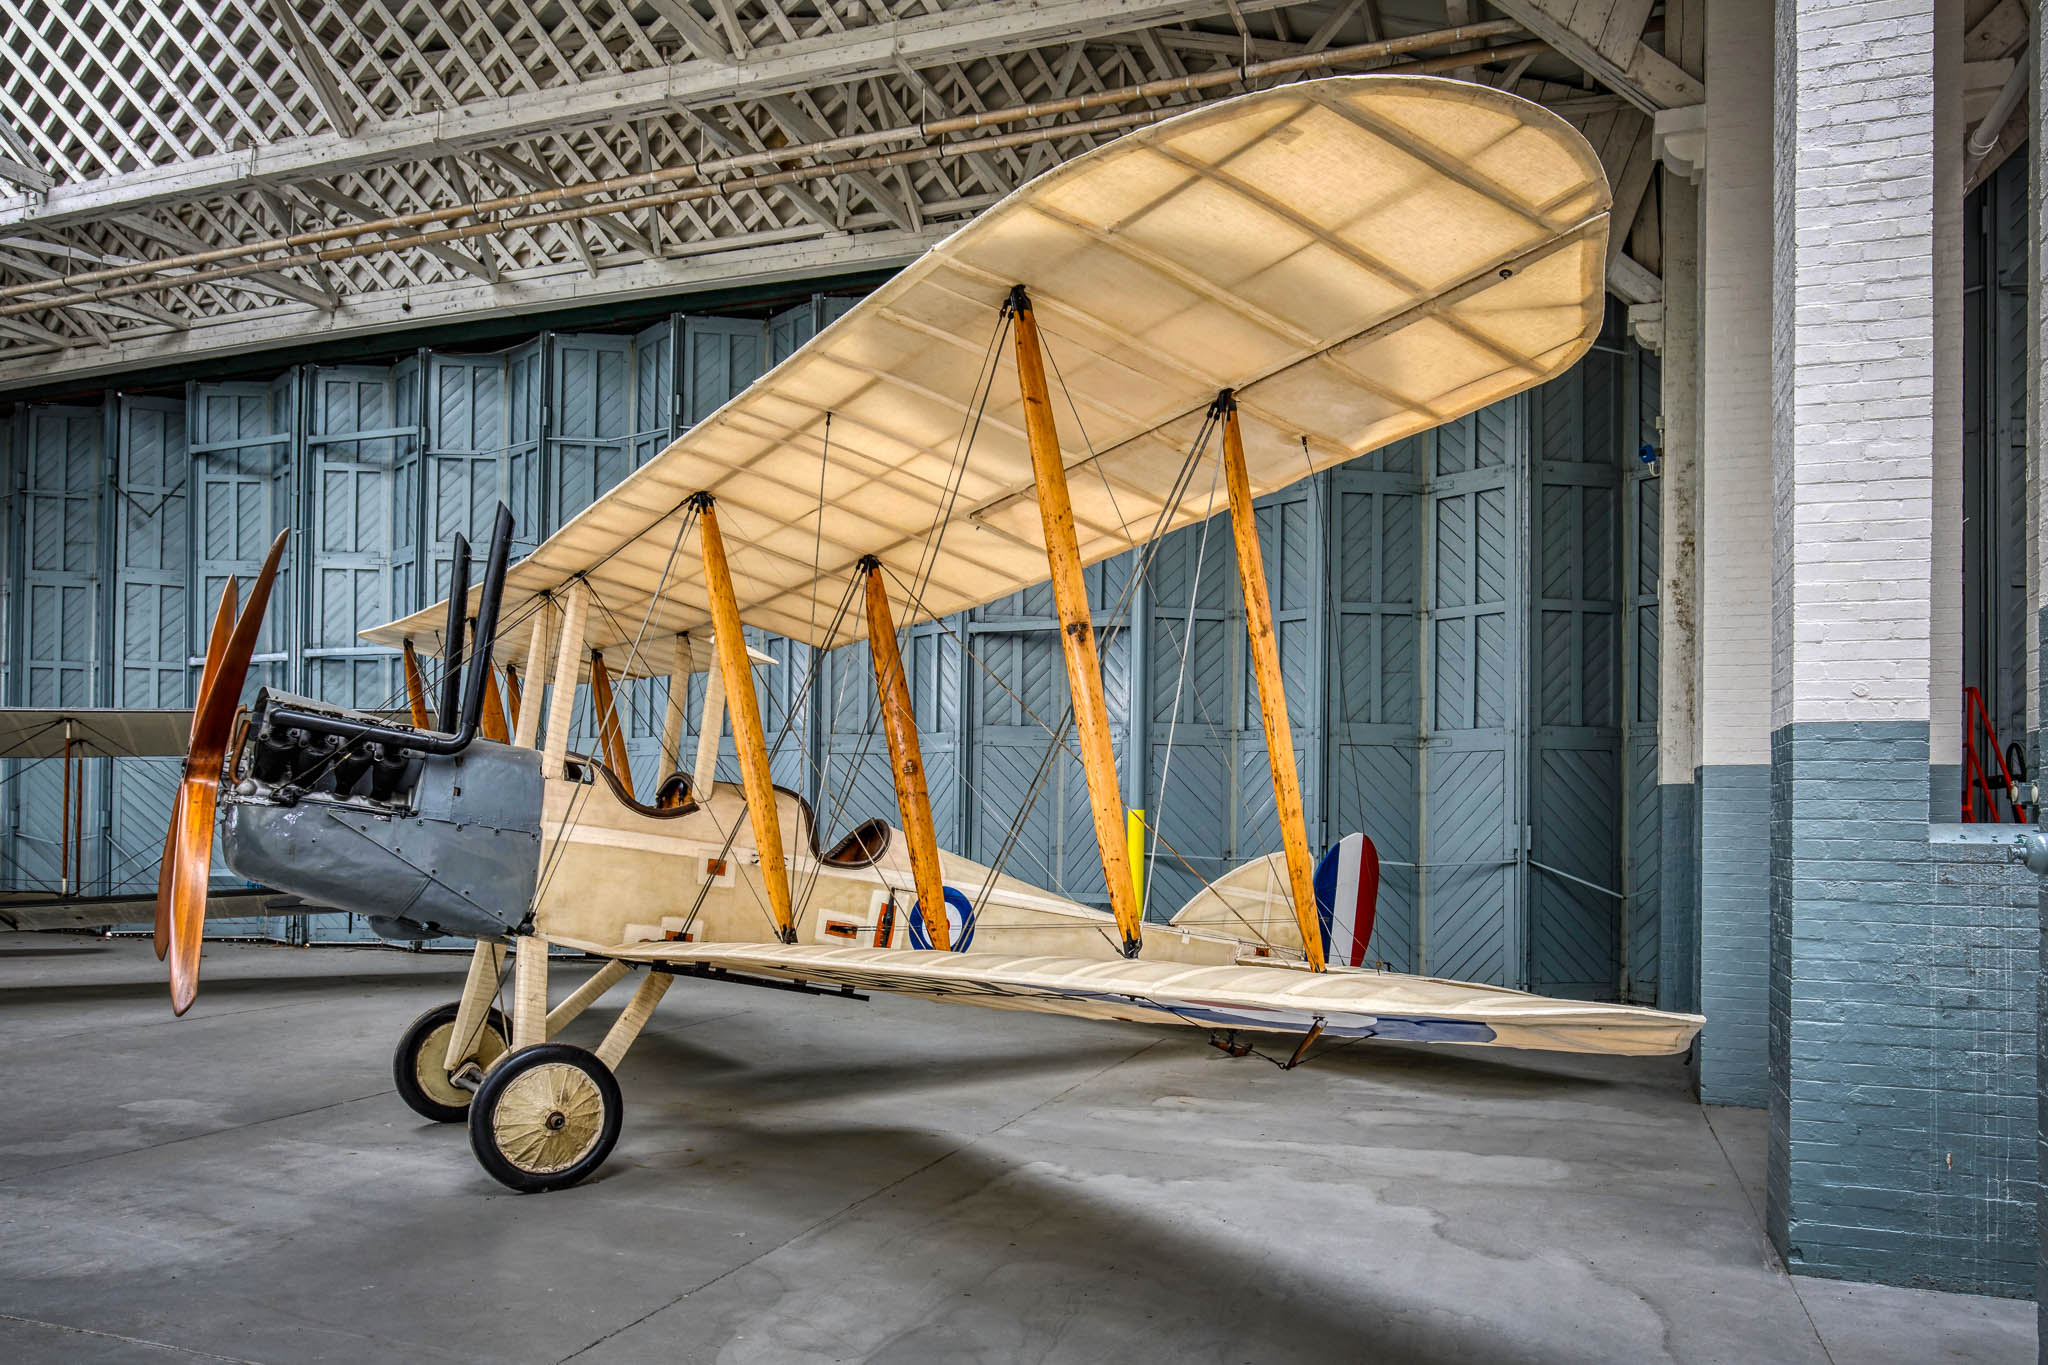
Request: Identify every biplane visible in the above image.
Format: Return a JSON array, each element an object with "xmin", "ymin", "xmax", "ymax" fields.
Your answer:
[{"xmin": 138, "ymin": 75, "xmax": 1702, "ymax": 1192}]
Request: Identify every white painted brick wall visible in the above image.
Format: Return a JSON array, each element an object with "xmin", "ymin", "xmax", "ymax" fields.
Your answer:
[
  {"xmin": 1770, "ymin": 0, "xmax": 1935, "ymax": 730},
  {"xmin": 1699, "ymin": 0, "xmax": 1777, "ymax": 764},
  {"xmin": 2032, "ymin": 32, "xmax": 2048, "ymax": 731},
  {"xmin": 1928, "ymin": 7, "xmax": 1960, "ymax": 772}
]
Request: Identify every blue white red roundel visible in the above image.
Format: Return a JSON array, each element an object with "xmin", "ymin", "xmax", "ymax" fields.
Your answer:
[
  {"xmin": 908, "ymin": 885, "xmax": 977, "ymax": 951},
  {"xmin": 1312, "ymin": 832, "xmax": 1380, "ymax": 967}
]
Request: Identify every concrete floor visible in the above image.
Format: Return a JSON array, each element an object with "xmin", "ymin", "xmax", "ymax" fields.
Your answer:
[{"xmin": 0, "ymin": 938, "xmax": 2032, "ymax": 1365}]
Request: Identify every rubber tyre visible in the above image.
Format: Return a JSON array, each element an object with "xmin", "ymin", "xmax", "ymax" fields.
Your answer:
[
  {"xmin": 466, "ymin": 1043, "xmax": 622, "ymax": 1193},
  {"xmin": 393, "ymin": 1001, "xmax": 510, "ymax": 1124}
]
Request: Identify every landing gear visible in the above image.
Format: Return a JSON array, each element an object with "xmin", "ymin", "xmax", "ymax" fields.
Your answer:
[
  {"xmin": 466, "ymin": 1043, "xmax": 622, "ymax": 1193},
  {"xmin": 394, "ymin": 1001, "xmax": 509, "ymax": 1123}
]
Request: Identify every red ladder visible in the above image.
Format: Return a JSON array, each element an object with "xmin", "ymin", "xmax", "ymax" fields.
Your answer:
[{"xmin": 1962, "ymin": 685, "xmax": 2025, "ymax": 822}]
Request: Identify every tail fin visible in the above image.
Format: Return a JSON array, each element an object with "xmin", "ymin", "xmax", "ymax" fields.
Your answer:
[{"xmin": 1313, "ymin": 833, "xmax": 1380, "ymax": 968}]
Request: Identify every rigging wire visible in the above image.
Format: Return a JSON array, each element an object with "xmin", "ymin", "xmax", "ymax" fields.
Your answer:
[
  {"xmin": 1145, "ymin": 420, "xmax": 1226, "ymax": 923},
  {"xmin": 874, "ymin": 389, "xmax": 1218, "ymax": 938},
  {"xmin": 791, "ymin": 303, "xmax": 1011, "ymax": 936},
  {"xmin": 674, "ymin": 567, "xmax": 865, "ymax": 943}
]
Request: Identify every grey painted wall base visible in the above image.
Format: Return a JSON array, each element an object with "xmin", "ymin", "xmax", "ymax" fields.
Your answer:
[
  {"xmin": 1930, "ymin": 762, "xmax": 1959, "ymax": 820},
  {"xmin": 1768, "ymin": 721, "xmax": 2036, "ymax": 1297},
  {"xmin": 1658, "ymin": 781, "xmax": 1698, "ymax": 1016},
  {"xmin": 1698, "ymin": 763, "xmax": 1770, "ymax": 1106}
]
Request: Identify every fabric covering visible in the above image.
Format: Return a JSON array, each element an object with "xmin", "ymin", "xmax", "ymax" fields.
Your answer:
[
  {"xmin": 368, "ymin": 73, "xmax": 1609, "ymax": 662},
  {"xmin": 565, "ymin": 938, "xmax": 1702, "ymax": 1056}
]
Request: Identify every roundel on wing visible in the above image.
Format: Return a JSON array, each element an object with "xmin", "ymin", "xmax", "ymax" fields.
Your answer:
[
  {"xmin": 1313, "ymin": 832, "xmax": 1381, "ymax": 968},
  {"xmin": 908, "ymin": 885, "xmax": 977, "ymax": 952}
]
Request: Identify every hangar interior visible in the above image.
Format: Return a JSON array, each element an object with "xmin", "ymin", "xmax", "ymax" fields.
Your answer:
[{"xmin": 1, "ymin": 0, "xmax": 2044, "ymax": 1359}]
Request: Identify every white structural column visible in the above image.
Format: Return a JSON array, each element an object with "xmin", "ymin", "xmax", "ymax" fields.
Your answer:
[
  {"xmin": 512, "ymin": 600, "xmax": 554, "ymax": 750},
  {"xmin": 659, "ymin": 633, "xmax": 691, "ymax": 776},
  {"xmin": 1768, "ymin": 10, "xmax": 1935, "ymax": 742},
  {"xmin": 542, "ymin": 581, "xmax": 590, "ymax": 777},
  {"xmin": 693, "ymin": 631, "xmax": 726, "ymax": 799},
  {"xmin": 1655, "ymin": 0, "xmax": 1705, "ymax": 1017},
  {"xmin": 1928, "ymin": 5, "xmax": 1963, "ymax": 813},
  {"xmin": 1767, "ymin": 0, "xmax": 1937, "ymax": 1280},
  {"xmin": 1693, "ymin": 0, "xmax": 1777, "ymax": 1107}
]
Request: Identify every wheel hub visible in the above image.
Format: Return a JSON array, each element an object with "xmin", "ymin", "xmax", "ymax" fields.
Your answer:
[{"xmin": 491, "ymin": 1061, "xmax": 606, "ymax": 1174}]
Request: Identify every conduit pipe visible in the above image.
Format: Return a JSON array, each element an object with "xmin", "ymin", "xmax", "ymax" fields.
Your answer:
[{"xmin": 1966, "ymin": 42, "xmax": 2030, "ymax": 164}]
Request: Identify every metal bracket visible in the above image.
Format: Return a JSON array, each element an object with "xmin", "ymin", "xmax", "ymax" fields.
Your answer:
[
  {"xmin": 2008, "ymin": 830, "xmax": 2048, "ymax": 875},
  {"xmin": 449, "ymin": 1061, "xmax": 485, "ymax": 1093}
]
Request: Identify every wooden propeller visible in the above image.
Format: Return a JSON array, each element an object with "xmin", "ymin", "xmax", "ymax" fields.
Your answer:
[
  {"xmin": 156, "ymin": 578, "xmax": 238, "ymax": 961},
  {"xmin": 158, "ymin": 530, "xmax": 289, "ymax": 1015}
]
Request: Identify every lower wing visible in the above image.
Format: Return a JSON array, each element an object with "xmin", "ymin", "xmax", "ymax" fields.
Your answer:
[
  {"xmin": 2, "ymin": 889, "xmax": 285, "ymax": 932},
  {"xmin": 568, "ymin": 938, "xmax": 1703, "ymax": 1058}
]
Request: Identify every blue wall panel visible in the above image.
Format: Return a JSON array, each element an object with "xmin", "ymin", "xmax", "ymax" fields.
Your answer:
[
  {"xmin": 0, "ymin": 293, "xmax": 1650, "ymax": 992},
  {"xmin": 107, "ymin": 398, "xmax": 189, "ymax": 895},
  {"xmin": 1528, "ymin": 356, "xmax": 1624, "ymax": 1000},
  {"xmin": 1423, "ymin": 402, "xmax": 1522, "ymax": 986},
  {"xmin": 5, "ymin": 405, "xmax": 105, "ymax": 892}
]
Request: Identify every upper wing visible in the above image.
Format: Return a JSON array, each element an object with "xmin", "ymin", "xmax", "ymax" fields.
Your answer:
[
  {"xmin": 574, "ymin": 939, "xmax": 1701, "ymax": 1058},
  {"xmin": 367, "ymin": 74, "xmax": 1609, "ymax": 661}
]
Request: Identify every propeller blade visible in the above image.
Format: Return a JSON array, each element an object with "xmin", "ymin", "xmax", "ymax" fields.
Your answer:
[
  {"xmin": 166, "ymin": 530, "xmax": 289, "ymax": 1015},
  {"xmin": 157, "ymin": 575, "xmax": 238, "ymax": 960}
]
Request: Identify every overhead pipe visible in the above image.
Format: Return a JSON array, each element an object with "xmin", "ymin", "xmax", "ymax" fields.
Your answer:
[
  {"xmin": 1966, "ymin": 43, "xmax": 2030, "ymax": 163},
  {"xmin": 0, "ymin": 21, "xmax": 1528, "ymax": 309}
]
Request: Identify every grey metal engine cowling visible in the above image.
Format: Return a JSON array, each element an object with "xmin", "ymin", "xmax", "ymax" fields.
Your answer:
[{"xmin": 222, "ymin": 739, "xmax": 542, "ymax": 942}]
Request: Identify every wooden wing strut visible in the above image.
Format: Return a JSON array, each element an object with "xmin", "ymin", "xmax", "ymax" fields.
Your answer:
[
  {"xmin": 1010, "ymin": 287, "xmax": 1142, "ymax": 957},
  {"xmin": 401, "ymin": 641, "xmax": 432, "ymax": 728},
  {"xmin": 693, "ymin": 494, "xmax": 796, "ymax": 942},
  {"xmin": 860, "ymin": 558, "xmax": 949, "ymax": 950},
  {"xmin": 588, "ymin": 649, "xmax": 633, "ymax": 793},
  {"xmin": 1220, "ymin": 393, "xmax": 1325, "ymax": 971}
]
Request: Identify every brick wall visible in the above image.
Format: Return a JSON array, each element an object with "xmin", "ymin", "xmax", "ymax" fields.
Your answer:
[
  {"xmin": 1768, "ymin": 726, "xmax": 2035, "ymax": 1296},
  {"xmin": 1698, "ymin": 764, "xmax": 1770, "ymax": 1102},
  {"xmin": 1659, "ymin": 781, "xmax": 1698, "ymax": 1014}
]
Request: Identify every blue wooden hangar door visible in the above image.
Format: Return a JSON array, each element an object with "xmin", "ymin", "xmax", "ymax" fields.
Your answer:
[{"xmin": 0, "ymin": 298, "xmax": 1659, "ymax": 999}]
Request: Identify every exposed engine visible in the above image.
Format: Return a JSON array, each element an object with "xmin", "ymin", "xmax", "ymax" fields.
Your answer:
[
  {"xmin": 216, "ymin": 504, "xmax": 542, "ymax": 945},
  {"xmin": 223, "ymin": 689, "xmax": 544, "ymax": 944}
]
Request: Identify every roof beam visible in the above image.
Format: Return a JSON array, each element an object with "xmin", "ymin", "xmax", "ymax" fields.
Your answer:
[
  {"xmin": 0, "ymin": 0, "xmax": 1286, "ymax": 231},
  {"xmin": 0, "ymin": 247, "xmax": 187, "ymax": 330},
  {"xmin": 757, "ymin": 95, "xmax": 918, "ymax": 233},
  {"xmin": 0, "ymin": 119, "xmax": 53, "ymax": 194},
  {"xmin": 0, "ymin": 236, "xmax": 189, "ymax": 328},
  {"xmin": 680, "ymin": 105, "xmax": 842, "ymax": 233},
  {"xmin": 473, "ymin": 146, "xmax": 658, "ymax": 260},
  {"xmin": 1487, "ymin": 0, "xmax": 1703, "ymax": 112},
  {"xmin": 292, "ymin": 180, "xmax": 498, "ymax": 283},
  {"xmin": 262, "ymin": 0, "xmax": 360, "ymax": 137},
  {"xmin": 0, "ymin": 224, "xmax": 950, "ymax": 389},
  {"xmin": 109, "ymin": 211, "xmax": 339, "ymax": 310}
]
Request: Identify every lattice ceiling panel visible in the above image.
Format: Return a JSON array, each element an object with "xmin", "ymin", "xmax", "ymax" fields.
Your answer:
[{"xmin": 0, "ymin": 0, "xmax": 1642, "ymax": 386}]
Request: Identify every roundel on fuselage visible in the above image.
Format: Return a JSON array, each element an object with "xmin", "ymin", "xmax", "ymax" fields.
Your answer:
[{"xmin": 908, "ymin": 885, "xmax": 976, "ymax": 952}]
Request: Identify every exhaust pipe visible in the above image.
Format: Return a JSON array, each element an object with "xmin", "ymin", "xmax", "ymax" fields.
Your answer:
[{"xmin": 265, "ymin": 502, "xmax": 516, "ymax": 757}]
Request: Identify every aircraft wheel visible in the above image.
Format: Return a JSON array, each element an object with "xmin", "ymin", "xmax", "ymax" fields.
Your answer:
[
  {"xmin": 467, "ymin": 1044, "xmax": 621, "ymax": 1193},
  {"xmin": 393, "ymin": 1001, "xmax": 509, "ymax": 1123}
]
